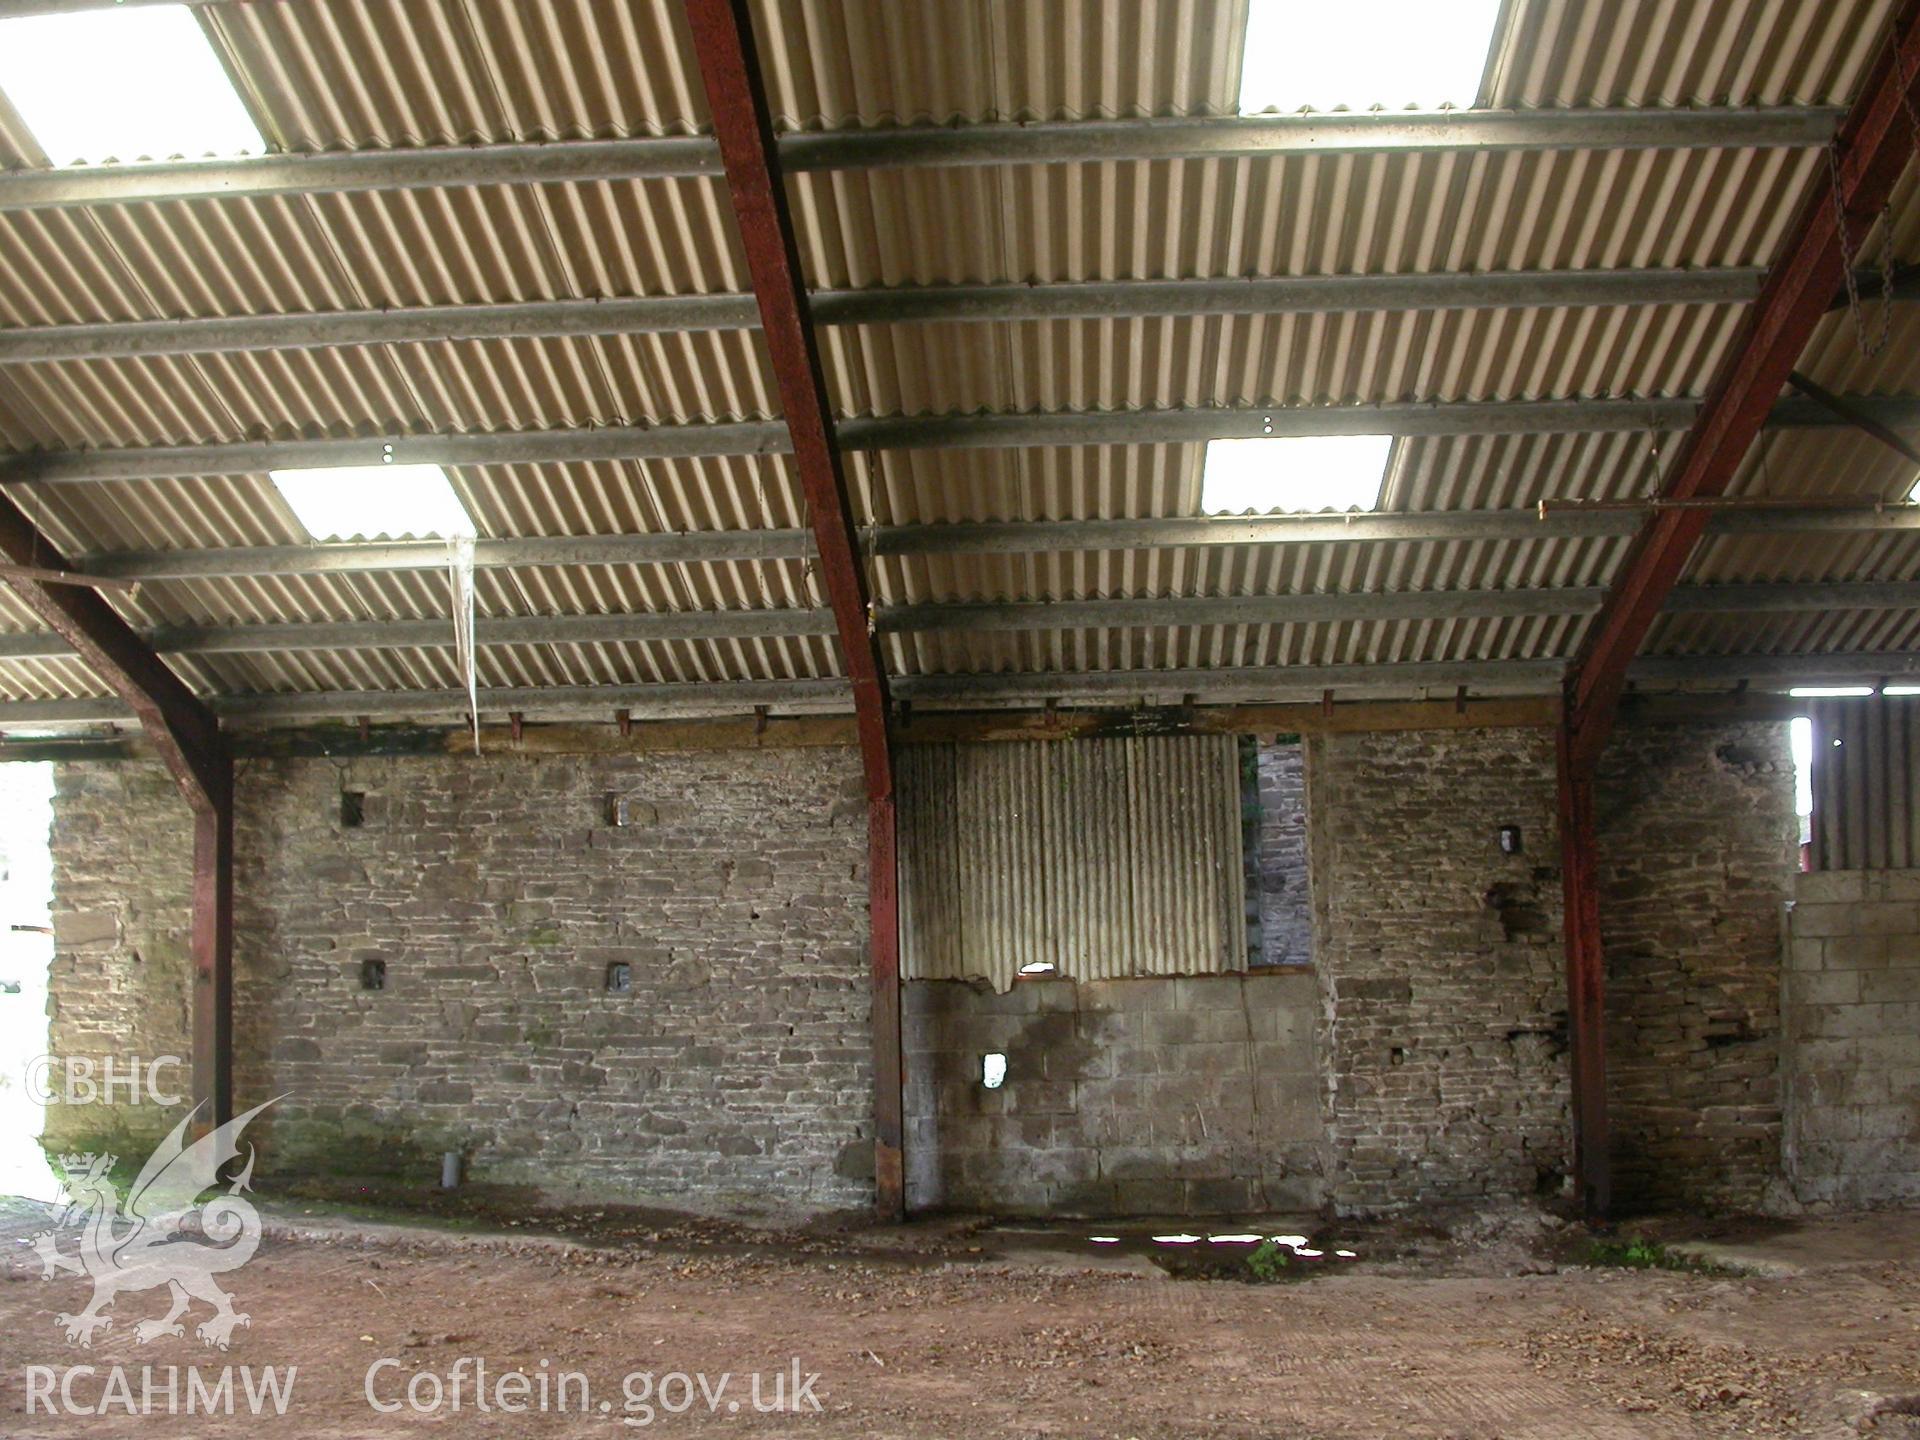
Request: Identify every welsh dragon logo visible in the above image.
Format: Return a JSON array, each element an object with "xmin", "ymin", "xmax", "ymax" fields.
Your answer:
[{"xmin": 28, "ymin": 1098, "xmax": 277, "ymax": 1350}]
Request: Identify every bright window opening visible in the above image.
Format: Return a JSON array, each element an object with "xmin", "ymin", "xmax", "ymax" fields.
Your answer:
[
  {"xmin": 0, "ymin": 763, "xmax": 57, "ymax": 1204},
  {"xmin": 1237, "ymin": 0, "xmax": 1502, "ymax": 113},
  {"xmin": 270, "ymin": 465, "xmax": 476, "ymax": 543},
  {"xmin": 0, "ymin": 4, "xmax": 264, "ymax": 166},
  {"xmin": 981, "ymin": 1053, "xmax": 1007, "ymax": 1090},
  {"xmin": 1790, "ymin": 716, "xmax": 1814, "ymax": 853},
  {"xmin": 1884, "ymin": 685, "xmax": 1920, "ymax": 696},
  {"xmin": 1789, "ymin": 686, "xmax": 1875, "ymax": 699},
  {"xmin": 1201, "ymin": 436, "xmax": 1391, "ymax": 515}
]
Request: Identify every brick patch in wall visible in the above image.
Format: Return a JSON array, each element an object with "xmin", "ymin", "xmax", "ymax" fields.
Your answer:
[{"xmin": 1255, "ymin": 741, "xmax": 1311, "ymax": 967}]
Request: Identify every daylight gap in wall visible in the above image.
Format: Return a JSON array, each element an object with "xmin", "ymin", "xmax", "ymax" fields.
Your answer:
[{"xmin": 0, "ymin": 763, "xmax": 56, "ymax": 1202}]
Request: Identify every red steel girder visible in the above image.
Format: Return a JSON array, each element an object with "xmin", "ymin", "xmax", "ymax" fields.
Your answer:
[
  {"xmin": 1550, "ymin": 4, "xmax": 1920, "ymax": 1215},
  {"xmin": 1556, "ymin": 723, "xmax": 1611, "ymax": 1222},
  {"xmin": 681, "ymin": 0, "xmax": 893, "ymax": 800},
  {"xmin": 0, "ymin": 489, "xmax": 233, "ymax": 1126},
  {"xmin": 191, "ymin": 782, "xmax": 235, "ymax": 1130},
  {"xmin": 0, "ymin": 492, "xmax": 224, "ymax": 807},
  {"xmin": 868, "ymin": 795, "xmax": 904, "ymax": 1219},
  {"xmin": 1567, "ymin": 1, "xmax": 1920, "ymax": 771},
  {"xmin": 682, "ymin": 0, "xmax": 903, "ymax": 1217}
]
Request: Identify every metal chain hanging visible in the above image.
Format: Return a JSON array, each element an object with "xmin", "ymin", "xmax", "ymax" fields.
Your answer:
[
  {"xmin": 1828, "ymin": 140, "xmax": 1897, "ymax": 360},
  {"xmin": 1641, "ymin": 404, "xmax": 1668, "ymax": 498},
  {"xmin": 1898, "ymin": 16, "xmax": 1920, "ymax": 154},
  {"xmin": 1893, "ymin": 25, "xmax": 1920, "ymax": 331}
]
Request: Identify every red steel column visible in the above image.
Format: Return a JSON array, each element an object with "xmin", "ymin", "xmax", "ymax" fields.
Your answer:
[
  {"xmin": 0, "ymin": 490, "xmax": 234, "ymax": 1129},
  {"xmin": 1556, "ymin": 3, "xmax": 1920, "ymax": 1223},
  {"xmin": 682, "ymin": 0, "xmax": 904, "ymax": 1216},
  {"xmin": 191, "ymin": 758, "xmax": 235, "ymax": 1130},
  {"xmin": 868, "ymin": 797, "xmax": 903, "ymax": 1218},
  {"xmin": 1556, "ymin": 725, "xmax": 1611, "ymax": 1222},
  {"xmin": 1567, "ymin": 1, "xmax": 1920, "ymax": 767}
]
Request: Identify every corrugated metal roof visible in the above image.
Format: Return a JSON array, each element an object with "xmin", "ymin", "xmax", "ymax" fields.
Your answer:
[{"xmin": 0, "ymin": 0, "xmax": 1912, "ymax": 714}]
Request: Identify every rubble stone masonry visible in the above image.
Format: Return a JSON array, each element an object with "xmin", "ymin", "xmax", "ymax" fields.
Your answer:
[
  {"xmin": 42, "ymin": 718, "xmax": 1812, "ymax": 1216},
  {"xmin": 46, "ymin": 750, "xmax": 875, "ymax": 1213},
  {"xmin": 1305, "ymin": 720, "xmax": 1796, "ymax": 1214},
  {"xmin": 1306, "ymin": 727, "xmax": 1570, "ymax": 1211},
  {"xmin": 1596, "ymin": 722, "xmax": 1797, "ymax": 1212}
]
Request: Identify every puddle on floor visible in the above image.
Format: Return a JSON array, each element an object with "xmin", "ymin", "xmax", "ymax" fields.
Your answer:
[{"xmin": 1034, "ymin": 1225, "xmax": 1366, "ymax": 1281}]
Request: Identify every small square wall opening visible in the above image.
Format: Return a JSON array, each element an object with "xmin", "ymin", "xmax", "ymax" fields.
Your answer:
[
  {"xmin": 340, "ymin": 791, "xmax": 366, "ymax": 828},
  {"xmin": 981, "ymin": 1052, "xmax": 1007, "ymax": 1090},
  {"xmin": 606, "ymin": 962, "xmax": 632, "ymax": 994},
  {"xmin": 359, "ymin": 958, "xmax": 386, "ymax": 991}
]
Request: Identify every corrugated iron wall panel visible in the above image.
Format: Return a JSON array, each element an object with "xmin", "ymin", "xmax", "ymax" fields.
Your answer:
[
  {"xmin": 1048, "ymin": 738, "xmax": 1138, "ymax": 978},
  {"xmin": 1130, "ymin": 734, "xmax": 1246, "ymax": 973},
  {"xmin": 1811, "ymin": 697, "xmax": 1920, "ymax": 870},
  {"xmin": 956, "ymin": 739, "xmax": 1052, "ymax": 977},
  {"xmin": 899, "ymin": 734, "xmax": 1243, "ymax": 986},
  {"xmin": 897, "ymin": 743, "xmax": 961, "ymax": 980}
]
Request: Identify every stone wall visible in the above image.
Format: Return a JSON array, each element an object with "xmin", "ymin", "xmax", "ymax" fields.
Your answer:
[
  {"xmin": 1305, "ymin": 728, "xmax": 1570, "ymax": 1212},
  {"xmin": 1301, "ymin": 720, "xmax": 1797, "ymax": 1215},
  {"xmin": 1595, "ymin": 722, "xmax": 1797, "ymax": 1212},
  {"xmin": 44, "ymin": 764, "xmax": 196, "ymax": 1157},
  {"xmin": 43, "ymin": 717, "xmax": 1806, "ymax": 1219},
  {"xmin": 1784, "ymin": 871, "xmax": 1920, "ymax": 1208},
  {"xmin": 47, "ymin": 750, "xmax": 875, "ymax": 1214},
  {"xmin": 903, "ymin": 971, "xmax": 1323, "ymax": 1215}
]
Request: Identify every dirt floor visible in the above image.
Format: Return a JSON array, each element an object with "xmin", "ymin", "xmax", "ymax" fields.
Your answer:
[{"xmin": 1, "ymin": 1190, "xmax": 1918, "ymax": 1439}]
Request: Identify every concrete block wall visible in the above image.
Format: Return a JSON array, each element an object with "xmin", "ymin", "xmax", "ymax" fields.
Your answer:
[
  {"xmin": 1306, "ymin": 728, "xmax": 1571, "ymax": 1211},
  {"xmin": 47, "ymin": 750, "xmax": 876, "ymax": 1213},
  {"xmin": 903, "ymin": 972, "xmax": 1323, "ymax": 1215},
  {"xmin": 1785, "ymin": 870, "xmax": 1920, "ymax": 1207},
  {"xmin": 1595, "ymin": 722, "xmax": 1797, "ymax": 1211}
]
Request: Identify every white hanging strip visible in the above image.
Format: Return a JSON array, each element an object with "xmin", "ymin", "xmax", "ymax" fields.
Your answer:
[{"xmin": 448, "ymin": 535, "xmax": 480, "ymax": 752}]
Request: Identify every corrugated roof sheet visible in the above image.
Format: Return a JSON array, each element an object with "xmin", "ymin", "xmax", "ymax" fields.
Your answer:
[{"xmin": 0, "ymin": 0, "xmax": 1911, "ymax": 713}]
